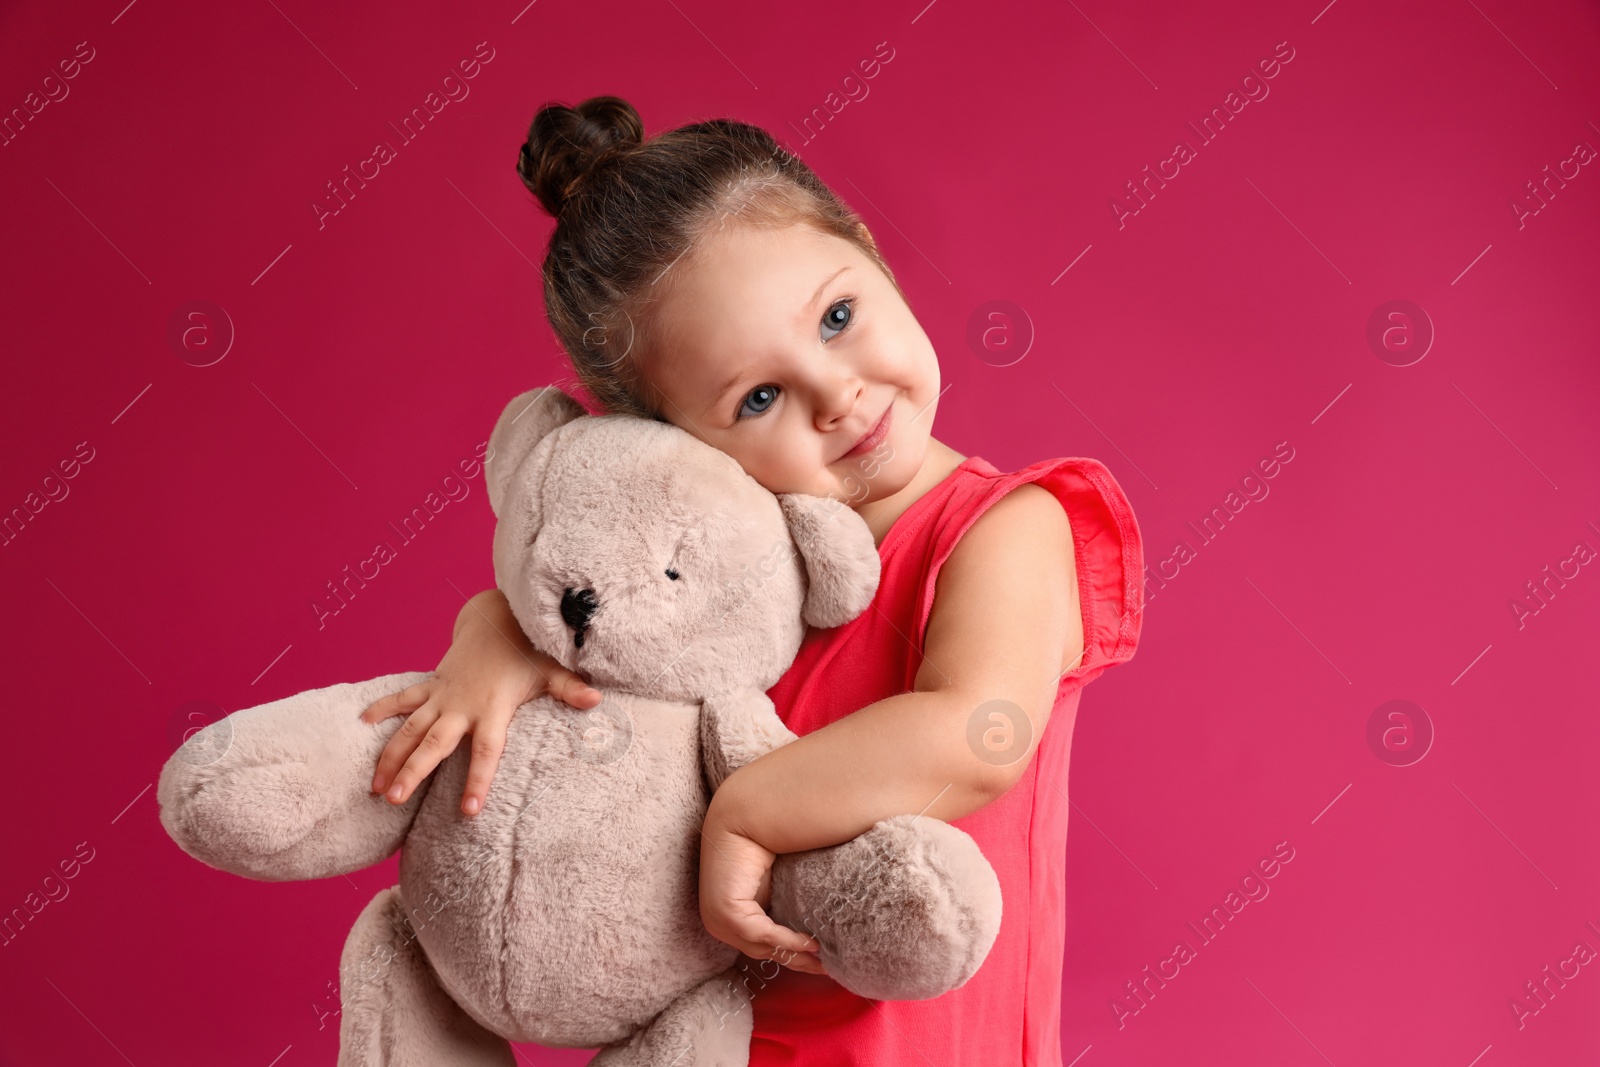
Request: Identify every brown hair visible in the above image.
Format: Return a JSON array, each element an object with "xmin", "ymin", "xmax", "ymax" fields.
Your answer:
[{"xmin": 516, "ymin": 95, "xmax": 903, "ymax": 420}]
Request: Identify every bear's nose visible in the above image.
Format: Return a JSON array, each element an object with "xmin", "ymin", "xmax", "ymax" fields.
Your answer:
[{"xmin": 560, "ymin": 587, "xmax": 598, "ymax": 647}]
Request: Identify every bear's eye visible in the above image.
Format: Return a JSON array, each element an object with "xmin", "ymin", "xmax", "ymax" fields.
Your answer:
[{"xmin": 665, "ymin": 567, "xmax": 680, "ymax": 580}]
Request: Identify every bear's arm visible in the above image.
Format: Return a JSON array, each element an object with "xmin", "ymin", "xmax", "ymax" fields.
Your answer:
[
  {"xmin": 700, "ymin": 688, "xmax": 800, "ymax": 793},
  {"xmin": 158, "ymin": 672, "xmax": 437, "ymax": 881}
]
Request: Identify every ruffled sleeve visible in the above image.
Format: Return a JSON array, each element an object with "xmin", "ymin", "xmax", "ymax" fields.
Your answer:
[
  {"xmin": 1039, "ymin": 457, "xmax": 1145, "ymax": 695},
  {"xmin": 916, "ymin": 456, "xmax": 1145, "ymax": 699}
]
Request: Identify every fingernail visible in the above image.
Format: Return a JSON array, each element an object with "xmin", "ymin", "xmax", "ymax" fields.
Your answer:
[
  {"xmin": 372, "ymin": 774, "xmax": 387, "ymax": 793},
  {"xmin": 387, "ymin": 784, "xmax": 404, "ymax": 802},
  {"xmin": 464, "ymin": 796, "xmax": 480, "ymax": 814}
]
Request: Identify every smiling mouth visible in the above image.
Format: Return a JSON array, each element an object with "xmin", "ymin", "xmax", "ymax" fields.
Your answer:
[{"xmin": 841, "ymin": 403, "xmax": 892, "ymax": 462}]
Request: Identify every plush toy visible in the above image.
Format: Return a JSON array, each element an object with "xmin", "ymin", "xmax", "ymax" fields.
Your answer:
[{"xmin": 157, "ymin": 386, "xmax": 1002, "ymax": 1066}]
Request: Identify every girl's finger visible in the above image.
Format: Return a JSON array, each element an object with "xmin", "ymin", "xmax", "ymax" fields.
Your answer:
[
  {"xmin": 725, "ymin": 914, "xmax": 821, "ymax": 962},
  {"xmin": 461, "ymin": 723, "xmax": 508, "ymax": 816},
  {"xmin": 738, "ymin": 939, "xmax": 826, "ymax": 976},
  {"xmin": 782, "ymin": 952, "xmax": 826, "ymax": 975},
  {"xmin": 546, "ymin": 665, "xmax": 602, "ymax": 709},
  {"xmin": 382, "ymin": 714, "xmax": 468, "ymax": 805},
  {"xmin": 360, "ymin": 680, "xmax": 432, "ymax": 723},
  {"xmin": 370, "ymin": 704, "xmax": 441, "ymax": 794},
  {"xmin": 754, "ymin": 947, "xmax": 825, "ymax": 975}
]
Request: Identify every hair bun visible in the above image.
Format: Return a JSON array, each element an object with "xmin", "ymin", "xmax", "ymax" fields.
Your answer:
[{"xmin": 518, "ymin": 95, "xmax": 644, "ymax": 218}]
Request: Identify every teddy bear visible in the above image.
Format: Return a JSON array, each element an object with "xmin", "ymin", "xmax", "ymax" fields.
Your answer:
[{"xmin": 157, "ymin": 385, "xmax": 1002, "ymax": 1066}]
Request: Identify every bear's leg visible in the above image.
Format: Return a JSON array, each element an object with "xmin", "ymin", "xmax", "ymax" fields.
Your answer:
[
  {"xmin": 588, "ymin": 965, "xmax": 753, "ymax": 1067},
  {"xmin": 767, "ymin": 813, "xmax": 1003, "ymax": 1002},
  {"xmin": 337, "ymin": 886, "xmax": 515, "ymax": 1067}
]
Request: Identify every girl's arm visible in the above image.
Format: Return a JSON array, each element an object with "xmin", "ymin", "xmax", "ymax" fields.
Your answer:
[
  {"xmin": 360, "ymin": 587, "xmax": 602, "ymax": 814},
  {"xmin": 700, "ymin": 484, "xmax": 1081, "ymax": 962},
  {"xmin": 709, "ymin": 483, "xmax": 1080, "ymax": 846}
]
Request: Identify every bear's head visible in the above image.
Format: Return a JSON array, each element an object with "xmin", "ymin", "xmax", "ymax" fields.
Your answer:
[{"xmin": 484, "ymin": 387, "xmax": 881, "ymax": 702}]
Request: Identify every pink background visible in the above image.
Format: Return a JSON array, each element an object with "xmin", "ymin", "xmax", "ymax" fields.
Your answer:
[{"xmin": 3, "ymin": 0, "xmax": 1598, "ymax": 1063}]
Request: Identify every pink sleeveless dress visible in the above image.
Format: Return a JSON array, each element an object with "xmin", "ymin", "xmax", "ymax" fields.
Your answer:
[{"xmin": 748, "ymin": 455, "xmax": 1145, "ymax": 1066}]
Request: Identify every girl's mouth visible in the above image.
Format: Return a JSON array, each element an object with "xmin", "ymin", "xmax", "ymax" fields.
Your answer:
[{"xmin": 841, "ymin": 403, "xmax": 892, "ymax": 461}]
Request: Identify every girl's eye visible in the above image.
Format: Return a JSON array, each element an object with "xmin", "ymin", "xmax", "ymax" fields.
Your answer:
[
  {"xmin": 665, "ymin": 567, "xmax": 680, "ymax": 580},
  {"xmin": 821, "ymin": 297, "xmax": 856, "ymax": 343},
  {"xmin": 736, "ymin": 384, "xmax": 780, "ymax": 420},
  {"xmin": 730, "ymin": 297, "xmax": 855, "ymax": 422}
]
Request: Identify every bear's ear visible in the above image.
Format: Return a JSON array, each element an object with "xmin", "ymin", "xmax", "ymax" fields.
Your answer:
[
  {"xmin": 485, "ymin": 387, "xmax": 587, "ymax": 519},
  {"xmin": 776, "ymin": 494, "xmax": 882, "ymax": 628}
]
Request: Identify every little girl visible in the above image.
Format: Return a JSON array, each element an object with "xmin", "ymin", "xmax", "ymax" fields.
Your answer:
[{"xmin": 359, "ymin": 95, "xmax": 1144, "ymax": 1066}]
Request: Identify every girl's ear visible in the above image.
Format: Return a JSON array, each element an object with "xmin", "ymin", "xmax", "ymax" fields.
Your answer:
[
  {"xmin": 776, "ymin": 494, "xmax": 881, "ymax": 628},
  {"xmin": 485, "ymin": 387, "xmax": 587, "ymax": 519}
]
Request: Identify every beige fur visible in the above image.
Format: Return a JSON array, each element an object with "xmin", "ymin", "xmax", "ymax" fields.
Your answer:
[{"xmin": 158, "ymin": 386, "xmax": 1002, "ymax": 1064}]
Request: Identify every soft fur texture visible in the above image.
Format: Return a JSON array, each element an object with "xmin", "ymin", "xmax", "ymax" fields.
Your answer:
[{"xmin": 158, "ymin": 386, "xmax": 1003, "ymax": 1065}]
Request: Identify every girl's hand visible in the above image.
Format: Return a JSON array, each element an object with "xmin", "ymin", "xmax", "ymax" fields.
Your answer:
[
  {"xmin": 699, "ymin": 808, "xmax": 826, "ymax": 976},
  {"xmin": 360, "ymin": 589, "xmax": 601, "ymax": 816}
]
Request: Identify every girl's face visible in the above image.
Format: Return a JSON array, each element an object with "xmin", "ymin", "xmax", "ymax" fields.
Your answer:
[{"xmin": 638, "ymin": 221, "xmax": 941, "ymax": 505}]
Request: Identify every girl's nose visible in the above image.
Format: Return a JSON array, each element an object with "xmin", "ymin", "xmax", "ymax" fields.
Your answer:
[{"xmin": 813, "ymin": 372, "xmax": 865, "ymax": 431}]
